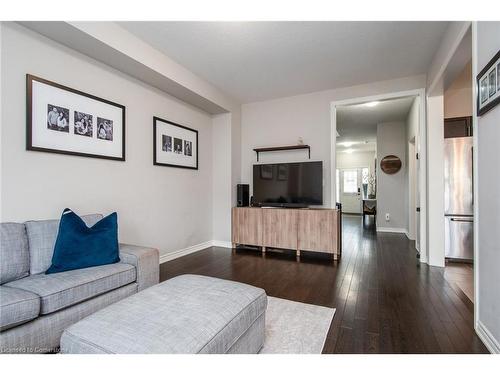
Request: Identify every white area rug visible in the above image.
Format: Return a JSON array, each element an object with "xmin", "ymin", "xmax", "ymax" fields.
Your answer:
[{"xmin": 260, "ymin": 296, "xmax": 335, "ymax": 354}]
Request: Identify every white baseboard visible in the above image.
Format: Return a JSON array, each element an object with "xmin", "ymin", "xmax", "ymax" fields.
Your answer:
[
  {"xmin": 376, "ymin": 227, "xmax": 407, "ymax": 234},
  {"xmin": 405, "ymin": 231, "xmax": 417, "ymax": 241},
  {"xmin": 212, "ymin": 240, "xmax": 232, "ymax": 248},
  {"xmin": 476, "ymin": 320, "xmax": 500, "ymax": 353},
  {"xmin": 159, "ymin": 241, "xmax": 213, "ymax": 264},
  {"xmin": 159, "ymin": 240, "xmax": 234, "ymax": 264}
]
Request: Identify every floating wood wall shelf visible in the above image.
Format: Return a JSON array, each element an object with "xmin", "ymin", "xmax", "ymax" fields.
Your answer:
[{"xmin": 253, "ymin": 145, "xmax": 311, "ymax": 161}]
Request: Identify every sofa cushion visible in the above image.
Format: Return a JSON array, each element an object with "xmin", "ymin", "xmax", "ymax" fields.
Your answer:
[
  {"xmin": 60, "ymin": 274, "xmax": 267, "ymax": 353},
  {"xmin": 5, "ymin": 263, "xmax": 136, "ymax": 315},
  {"xmin": 0, "ymin": 223, "xmax": 30, "ymax": 284},
  {"xmin": 46, "ymin": 209, "xmax": 119, "ymax": 274},
  {"xmin": 25, "ymin": 213, "xmax": 103, "ymax": 275},
  {"xmin": 0, "ymin": 286, "xmax": 40, "ymax": 331}
]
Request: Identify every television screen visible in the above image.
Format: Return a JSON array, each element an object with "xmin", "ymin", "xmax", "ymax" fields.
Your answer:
[{"xmin": 252, "ymin": 161, "xmax": 323, "ymax": 207}]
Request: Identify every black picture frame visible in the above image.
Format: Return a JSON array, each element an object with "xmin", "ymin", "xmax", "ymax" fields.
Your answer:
[
  {"xmin": 26, "ymin": 74, "xmax": 126, "ymax": 161},
  {"xmin": 153, "ymin": 116, "xmax": 199, "ymax": 170},
  {"xmin": 476, "ymin": 49, "xmax": 500, "ymax": 116}
]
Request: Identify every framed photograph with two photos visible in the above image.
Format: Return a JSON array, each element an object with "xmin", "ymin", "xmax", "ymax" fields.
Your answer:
[
  {"xmin": 477, "ymin": 49, "xmax": 500, "ymax": 116},
  {"xmin": 153, "ymin": 116, "xmax": 198, "ymax": 170},
  {"xmin": 26, "ymin": 74, "xmax": 126, "ymax": 161}
]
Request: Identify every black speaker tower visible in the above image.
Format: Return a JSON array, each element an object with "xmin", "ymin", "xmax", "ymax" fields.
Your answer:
[{"xmin": 237, "ymin": 184, "xmax": 249, "ymax": 207}]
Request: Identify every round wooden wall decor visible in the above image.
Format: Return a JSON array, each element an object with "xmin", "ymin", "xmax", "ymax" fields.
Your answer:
[{"xmin": 380, "ymin": 155, "xmax": 402, "ymax": 174}]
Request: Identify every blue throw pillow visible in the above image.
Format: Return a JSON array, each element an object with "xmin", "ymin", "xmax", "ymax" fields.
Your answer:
[{"xmin": 45, "ymin": 208, "xmax": 120, "ymax": 274}]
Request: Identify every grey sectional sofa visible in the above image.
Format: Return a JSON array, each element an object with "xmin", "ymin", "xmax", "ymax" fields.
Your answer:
[{"xmin": 0, "ymin": 214, "xmax": 159, "ymax": 354}]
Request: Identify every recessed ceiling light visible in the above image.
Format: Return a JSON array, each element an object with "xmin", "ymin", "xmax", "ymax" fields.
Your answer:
[
  {"xmin": 345, "ymin": 149, "xmax": 354, "ymax": 154},
  {"xmin": 365, "ymin": 101, "xmax": 380, "ymax": 107}
]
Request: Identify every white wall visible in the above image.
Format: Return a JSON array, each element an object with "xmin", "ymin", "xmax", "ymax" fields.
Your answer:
[
  {"xmin": 336, "ymin": 151, "xmax": 375, "ymax": 173},
  {"xmin": 474, "ymin": 21, "xmax": 500, "ymax": 353},
  {"xmin": 376, "ymin": 122, "xmax": 407, "ymax": 231},
  {"xmin": 212, "ymin": 113, "xmax": 232, "ymax": 244},
  {"xmin": 426, "ymin": 92, "xmax": 446, "ymax": 267},
  {"xmin": 427, "ymin": 22, "xmax": 471, "ymax": 94},
  {"xmin": 0, "ymin": 23, "xmax": 3, "ymax": 221},
  {"xmin": 406, "ymin": 97, "xmax": 419, "ymax": 144},
  {"xmin": 425, "ymin": 22, "xmax": 471, "ymax": 267},
  {"xmin": 1, "ymin": 23, "xmax": 215, "ymax": 257},
  {"xmin": 241, "ymin": 75, "xmax": 426, "ymax": 208},
  {"xmin": 444, "ymin": 60, "xmax": 472, "ymax": 118},
  {"xmin": 230, "ymin": 108, "xmax": 242, "ymax": 206}
]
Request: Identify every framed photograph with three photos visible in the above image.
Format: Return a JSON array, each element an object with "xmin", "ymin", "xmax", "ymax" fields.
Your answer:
[
  {"xmin": 26, "ymin": 74, "xmax": 126, "ymax": 161},
  {"xmin": 477, "ymin": 49, "xmax": 500, "ymax": 116},
  {"xmin": 153, "ymin": 116, "xmax": 198, "ymax": 170}
]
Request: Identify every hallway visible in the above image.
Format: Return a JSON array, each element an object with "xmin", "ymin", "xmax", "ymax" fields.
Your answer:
[{"xmin": 160, "ymin": 215, "xmax": 487, "ymax": 353}]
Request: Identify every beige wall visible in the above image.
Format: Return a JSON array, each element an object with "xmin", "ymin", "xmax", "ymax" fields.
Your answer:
[
  {"xmin": 1, "ymin": 23, "xmax": 215, "ymax": 257},
  {"xmin": 444, "ymin": 60, "xmax": 473, "ymax": 118}
]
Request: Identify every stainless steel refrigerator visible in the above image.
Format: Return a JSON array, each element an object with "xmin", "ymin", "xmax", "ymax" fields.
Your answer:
[{"xmin": 444, "ymin": 137, "xmax": 474, "ymax": 261}]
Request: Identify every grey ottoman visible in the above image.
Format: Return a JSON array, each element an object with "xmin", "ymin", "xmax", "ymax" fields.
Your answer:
[{"xmin": 60, "ymin": 274, "xmax": 267, "ymax": 354}]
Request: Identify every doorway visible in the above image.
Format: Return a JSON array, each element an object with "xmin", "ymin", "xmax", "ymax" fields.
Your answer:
[{"xmin": 331, "ymin": 89, "xmax": 427, "ymax": 262}]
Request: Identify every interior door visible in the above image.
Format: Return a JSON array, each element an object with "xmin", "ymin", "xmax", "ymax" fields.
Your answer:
[{"xmin": 339, "ymin": 168, "xmax": 362, "ymax": 214}]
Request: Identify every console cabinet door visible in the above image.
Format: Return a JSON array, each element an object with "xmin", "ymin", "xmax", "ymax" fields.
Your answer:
[
  {"xmin": 262, "ymin": 209, "xmax": 298, "ymax": 250},
  {"xmin": 232, "ymin": 208, "xmax": 262, "ymax": 246},
  {"xmin": 298, "ymin": 210, "xmax": 337, "ymax": 254}
]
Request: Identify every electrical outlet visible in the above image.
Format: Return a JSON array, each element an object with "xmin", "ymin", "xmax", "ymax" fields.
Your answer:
[{"xmin": 385, "ymin": 213, "xmax": 390, "ymax": 222}]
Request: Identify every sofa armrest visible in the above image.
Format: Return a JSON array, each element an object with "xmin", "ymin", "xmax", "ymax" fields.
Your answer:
[{"xmin": 119, "ymin": 243, "xmax": 159, "ymax": 291}]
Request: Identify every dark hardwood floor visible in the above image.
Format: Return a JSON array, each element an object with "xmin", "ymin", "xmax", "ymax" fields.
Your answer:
[{"xmin": 160, "ymin": 215, "xmax": 488, "ymax": 354}]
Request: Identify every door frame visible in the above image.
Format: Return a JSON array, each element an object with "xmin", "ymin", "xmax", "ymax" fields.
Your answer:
[
  {"xmin": 408, "ymin": 138, "xmax": 417, "ymax": 243},
  {"xmin": 330, "ymin": 88, "xmax": 428, "ymax": 263}
]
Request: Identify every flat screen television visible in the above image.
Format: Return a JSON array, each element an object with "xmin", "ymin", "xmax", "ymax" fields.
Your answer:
[{"xmin": 252, "ymin": 161, "xmax": 323, "ymax": 208}]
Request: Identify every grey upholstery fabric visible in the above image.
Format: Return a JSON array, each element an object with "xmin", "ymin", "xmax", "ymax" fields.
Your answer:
[
  {"xmin": 0, "ymin": 286, "xmax": 40, "ymax": 331},
  {"xmin": 119, "ymin": 244, "xmax": 159, "ymax": 291},
  {"xmin": 5, "ymin": 263, "xmax": 136, "ymax": 315},
  {"xmin": 0, "ymin": 223, "xmax": 30, "ymax": 284},
  {"xmin": 227, "ymin": 314, "xmax": 265, "ymax": 354},
  {"xmin": 60, "ymin": 275, "xmax": 267, "ymax": 354},
  {"xmin": 0, "ymin": 283, "xmax": 137, "ymax": 353},
  {"xmin": 25, "ymin": 214, "xmax": 103, "ymax": 275}
]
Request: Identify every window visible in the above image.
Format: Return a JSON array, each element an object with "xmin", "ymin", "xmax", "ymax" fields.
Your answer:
[{"xmin": 343, "ymin": 170, "xmax": 358, "ymax": 194}]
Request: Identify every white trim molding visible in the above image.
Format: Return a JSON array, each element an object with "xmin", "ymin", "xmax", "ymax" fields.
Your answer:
[
  {"xmin": 159, "ymin": 241, "xmax": 214, "ymax": 264},
  {"xmin": 159, "ymin": 240, "xmax": 233, "ymax": 264},
  {"xmin": 404, "ymin": 230, "xmax": 415, "ymax": 240},
  {"xmin": 376, "ymin": 227, "xmax": 407, "ymax": 234},
  {"xmin": 476, "ymin": 320, "xmax": 500, "ymax": 354},
  {"xmin": 212, "ymin": 240, "xmax": 233, "ymax": 248}
]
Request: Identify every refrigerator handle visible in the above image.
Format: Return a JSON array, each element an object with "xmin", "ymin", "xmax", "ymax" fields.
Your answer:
[{"xmin": 450, "ymin": 218, "xmax": 474, "ymax": 222}]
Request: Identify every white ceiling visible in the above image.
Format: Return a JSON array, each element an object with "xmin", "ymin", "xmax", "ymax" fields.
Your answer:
[
  {"xmin": 336, "ymin": 96, "xmax": 416, "ymax": 153},
  {"xmin": 119, "ymin": 21, "xmax": 448, "ymax": 103}
]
